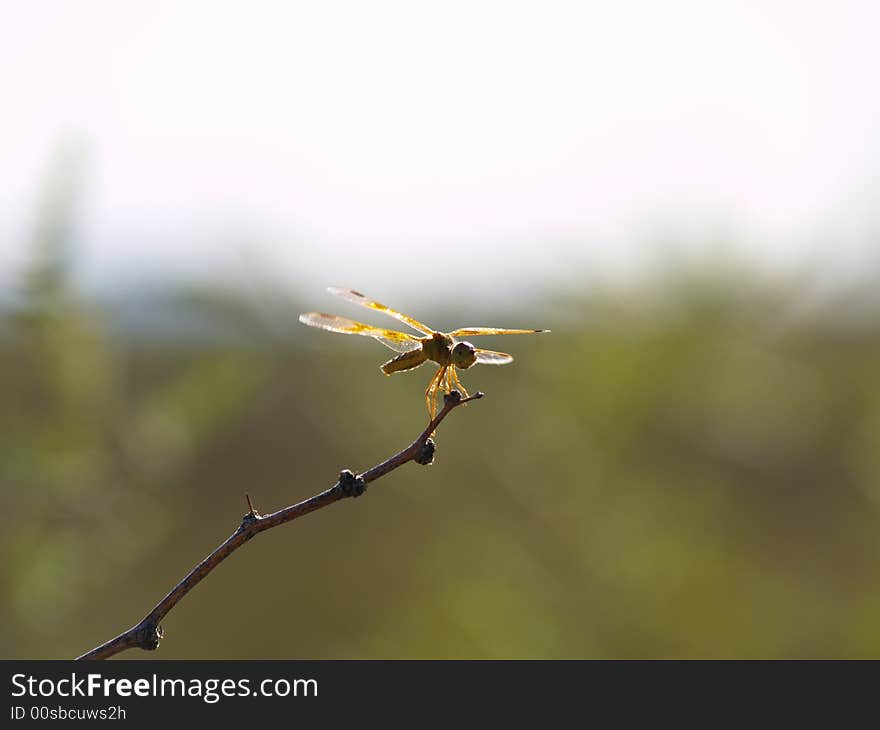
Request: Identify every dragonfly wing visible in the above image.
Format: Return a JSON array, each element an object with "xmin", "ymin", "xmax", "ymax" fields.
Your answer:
[
  {"xmin": 449, "ymin": 327, "xmax": 549, "ymax": 337},
  {"xmin": 375, "ymin": 336, "xmax": 422, "ymax": 353},
  {"xmin": 474, "ymin": 348, "xmax": 514, "ymax": 365},
  {"xmin": 299, "ymin": 313, "xmax": 422, "ymax": 352},
  {"xmin": 327, "ymin": 287, "xmax": 434, "ymax": 336}
]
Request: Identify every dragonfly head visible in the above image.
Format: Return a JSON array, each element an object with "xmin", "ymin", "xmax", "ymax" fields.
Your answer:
[{"xmin": 452, "ymin": 341, "xmax": 477, "ymax": 369}]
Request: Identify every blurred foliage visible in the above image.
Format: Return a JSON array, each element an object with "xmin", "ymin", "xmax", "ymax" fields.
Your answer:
[{"xmin": 2, "ymin": 163, "xmax": 880, "ymax": 658}]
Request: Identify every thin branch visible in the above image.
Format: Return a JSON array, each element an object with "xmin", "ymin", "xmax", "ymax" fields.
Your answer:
[{"xmin": 76, "ymin": 390, "xmax": 484, "ymax": 660}]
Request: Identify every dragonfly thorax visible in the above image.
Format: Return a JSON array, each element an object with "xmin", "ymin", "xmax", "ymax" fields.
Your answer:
[
  {"xmin": 423, "ymin": 332, "xmax": 455, "ymax": 365},
  {"xmin": 422, "ymin": 333, "xmax": 476, "ymax": 369}
]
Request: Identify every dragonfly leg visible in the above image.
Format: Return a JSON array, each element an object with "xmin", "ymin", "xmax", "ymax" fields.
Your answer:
[
  {"xmin": 436, "ymin": 368, "xmax": 445, "ymax": 416},
  {"xmin": 424, "ymin": 372, "xmax": 434, "ymax": 418},
  {"xmin": 434, "ymin": 366, "xmax": 449, "ymax": 418},
  {"xmin": 451, "ymin": 366, "xmax": 469, "ymax": 398},
  {"xmin": 425, "ymin": 366, "xmax": 445, "ymax": 419}
]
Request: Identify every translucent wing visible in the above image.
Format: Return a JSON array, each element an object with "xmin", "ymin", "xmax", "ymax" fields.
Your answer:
[
  {"xmin": 474, "ymin": 348, "xmax": 514, "ymax": 365},
  {"xmin": 327, "ymin": 287, "xmax": 434, "ymax": 336},
  {"xmin": 298, "ymin": 312, "xmax": 422, "ymax": 353},
  {"xmin": 449, "ymin": 327, "xmax": 549, "ymax": 337}
]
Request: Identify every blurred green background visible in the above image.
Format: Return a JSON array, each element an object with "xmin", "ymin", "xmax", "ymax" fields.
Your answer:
[{"xmin": 3, "ymin": 161, "xmax": 879, "ymax": 659}]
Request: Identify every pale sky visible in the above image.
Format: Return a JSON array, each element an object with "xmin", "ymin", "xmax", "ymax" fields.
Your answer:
[{"xmin": 1, "ymin": 0, "xmax": 878, "ymax": 303}]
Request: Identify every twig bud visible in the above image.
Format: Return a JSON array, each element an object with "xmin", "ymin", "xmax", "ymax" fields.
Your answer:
[
  {"xmin": 415, "ymin": 438, "xmax": 436, "ymax": 466},
  {"xmin": 339, "ymin": 469, "xmax": 367, "ymax": 497}
]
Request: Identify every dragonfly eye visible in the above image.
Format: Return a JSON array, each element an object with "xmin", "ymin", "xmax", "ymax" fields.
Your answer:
[{"xmin": 452, "ymin": 341, "xmax": 477, "ymax": 369}]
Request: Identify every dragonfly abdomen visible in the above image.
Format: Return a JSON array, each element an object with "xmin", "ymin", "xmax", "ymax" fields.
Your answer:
[{"xmin": 381, "ymin": 349, "xmax": 429, "ymax": 375}]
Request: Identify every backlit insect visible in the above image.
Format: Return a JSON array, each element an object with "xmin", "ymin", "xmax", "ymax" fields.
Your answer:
[{"xmin": 299, "ymin": 288, "xmax": 549, "ymax": 419}]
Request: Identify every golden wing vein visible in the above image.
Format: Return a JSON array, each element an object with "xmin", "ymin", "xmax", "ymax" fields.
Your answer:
[
  {"xmin": 327, "ymin": 287, "xmax": 434, "ymax": 335},
  {"xmin": 298, "ymin": 313, "xmax": 421, "ymax": 353},
  {"xmin": 449, "ymin": 327, "xmax": 549, "ymax": 337}
]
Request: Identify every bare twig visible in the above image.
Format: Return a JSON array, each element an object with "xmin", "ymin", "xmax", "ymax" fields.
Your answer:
[{"xmin": 76, "ymin": 390, "xmax": 483, "ymax": 660}]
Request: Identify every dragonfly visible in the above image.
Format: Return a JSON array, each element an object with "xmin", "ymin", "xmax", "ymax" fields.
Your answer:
[{"xmin": 299, "ymin": 288, "xmax": 549, "ymax": 419}]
